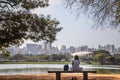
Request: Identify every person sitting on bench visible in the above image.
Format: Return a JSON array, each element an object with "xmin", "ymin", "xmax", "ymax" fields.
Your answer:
[{"xmin": 71, "ymin": 55, "xmax": 82, "ymax": 71}]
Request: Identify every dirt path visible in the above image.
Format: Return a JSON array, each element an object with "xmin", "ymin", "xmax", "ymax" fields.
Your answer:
[{"xmin": 0, "ymin": 74, "xmax": 120, "ymax": 80}]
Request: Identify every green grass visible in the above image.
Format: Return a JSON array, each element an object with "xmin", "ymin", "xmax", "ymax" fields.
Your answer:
[
  {"xmin": 4, "ymin": 61, "xmax": 88, "ymax": 65},
  {"xmin": 4, "ymin": 61, "xmax": 71, "ymax": 64}
]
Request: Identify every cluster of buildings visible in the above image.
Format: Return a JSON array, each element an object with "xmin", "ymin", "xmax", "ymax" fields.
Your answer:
[{"xmin": 6, "ymin": 42, "xmax": 120, "ymax": 56}]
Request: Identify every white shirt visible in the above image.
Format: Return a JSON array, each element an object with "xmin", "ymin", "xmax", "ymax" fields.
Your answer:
[{"xmin": 72, "ymin": 60, "xmax": 82, "ymax": 71}]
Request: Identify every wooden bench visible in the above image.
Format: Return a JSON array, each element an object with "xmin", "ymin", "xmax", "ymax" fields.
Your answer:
[{"xmin": 48, "ymin": 70, "xmax": 96, "ymax": 80}]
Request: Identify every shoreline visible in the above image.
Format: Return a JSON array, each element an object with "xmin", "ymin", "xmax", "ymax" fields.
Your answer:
[
  {"xmin": 0, "ymin": 74, "xmax": 120, "ymax": 80},
  {"xmin": 2, "ymin": 61, "xmax": 71, "ymax": 64}
]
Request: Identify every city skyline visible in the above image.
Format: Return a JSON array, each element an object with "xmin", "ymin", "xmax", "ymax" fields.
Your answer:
[
  {"xmin": 21, "ymin": 0, "xmax": 120, "ymax": 49},
  {"xmin": 8, "ymin": 43, "xmax": 118, "ymax": 56},
  {"xmin": 21, "ymin": 42, "xmax": 118, "ymax": 50}
]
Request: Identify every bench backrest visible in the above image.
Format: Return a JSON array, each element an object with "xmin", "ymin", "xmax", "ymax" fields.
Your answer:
[{"xmin": 48, "ymin": 71, "xmax": 96, "ymax": 73}]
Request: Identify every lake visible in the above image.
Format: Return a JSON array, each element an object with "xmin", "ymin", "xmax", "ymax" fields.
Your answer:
[{"xmin": 0, "ymin": 64, "xmax": 120, "ymax": 75}]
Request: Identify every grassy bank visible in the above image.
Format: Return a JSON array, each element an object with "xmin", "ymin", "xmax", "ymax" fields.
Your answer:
[
  {"xmin": 3, "ymin": 61, "xmax": 72, "ymax": 64},
  {"xmin": 3, "ymin": 61, "xmax": 87, "ymax": 64}
]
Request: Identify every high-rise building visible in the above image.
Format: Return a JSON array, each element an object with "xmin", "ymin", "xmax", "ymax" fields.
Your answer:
[
  {"xmin": 76, "ymin": 46, "xmax": 81, "ymax": 52},
  {"xmin": 60, "ymin": 45, "xmax": 68, "ymax": 54},
  {"xmin": 42, "ymin": 41, "xmax": 52, "ymax": 50},
  {"xmin": 98, "ymin": 45, "xmax": 106, "ymax": 50},
  {"xmin": 68, "ymin": 46, "xmax": 75, "ymax": 54},
  {"xmin": 111, "ymin": 45, "xmax": 115, "ymax": 53},
  {"xmin": 76, "ymin": 45, "xmax": 88, "ymax": 52},
  {"xmin": 26, "ymin": 44, "xmax": 38, "ymax": 55},
  {"xmin": 42, "ymin": 41, "xmax": 47, "ymax": 50},
  {"xmin": 98, "ymin": 44, "xmax": 115, "ymax": 55},
  {"xmin": 106, "ymin": 44, "xmax": 115, "ymax": 53},
  {"xmin": 116, "ymin": 47, "xmax": 120, "ymax": 54},
  {"xmin": 46, "ymin": 42, "xmax": 52, "ymax": 50},
  {"xmin": 81, "ymin": 45, "xmax": 88, "ymax": 51}
]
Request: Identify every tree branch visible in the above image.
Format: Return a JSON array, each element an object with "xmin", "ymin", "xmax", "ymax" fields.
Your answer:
[{"xmin": 0, "ymin": 1, "xmax": 13, "ymax": 7}]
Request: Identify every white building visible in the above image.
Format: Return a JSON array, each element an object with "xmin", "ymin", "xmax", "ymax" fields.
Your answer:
[{"xmin": 71, "ymin": 51, "xmax": 92, "ymax": 58}]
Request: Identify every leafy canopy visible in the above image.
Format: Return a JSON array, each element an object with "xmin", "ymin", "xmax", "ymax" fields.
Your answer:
[
  {"xmin": 65, "ymin": 0, "xmax": 120, "ymax": 29},
  {"xmin": 0, "ymin": 0, "xmax": 62, "ymax": 48}
]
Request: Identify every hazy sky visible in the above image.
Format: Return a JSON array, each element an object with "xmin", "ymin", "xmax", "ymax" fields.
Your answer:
[{"xmin": 21, "ymin": 0, "xmax": 120, "ymax": 49}]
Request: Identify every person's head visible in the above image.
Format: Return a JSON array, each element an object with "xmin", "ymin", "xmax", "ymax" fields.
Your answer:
[{"xmin": 74, "ymin": 55, "xmax": 79, "ymax": 60}]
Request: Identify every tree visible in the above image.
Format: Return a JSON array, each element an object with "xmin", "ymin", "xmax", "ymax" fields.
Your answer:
[
  {"xmin": 93, "ymin": 53, "xmax": 106, "ymax": 64},
  {"xmin": 0, "ymin": 0, "xmax": 62, "ymax": 48},
  {"xmin": 92, "ymin": 50, "xmax": 114, "ymax": 64},
  {"xmin": 114, "ymin": 54, "xmax": 120, "ymax": 64},
  {"xmin": 65, "ymin": 0, "xmax": 120, "ymax": 29},
  {"xmin": 9, "ymin": 54, "xmax": 24, "ymax": 61},
  {"xmin": 0, "ymin": 50, "xmax": 10, "ymax": 61},
  {"xmin": 93, "ymin": 50, "xmax": 110, "ymax": 56},
  {"xmin": 105, "ymin": 56, "xmax": 115, "ymax": 64}
]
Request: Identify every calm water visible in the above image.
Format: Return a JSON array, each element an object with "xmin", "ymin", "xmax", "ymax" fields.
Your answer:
[{"xmin": 0, "ymin": 64, "xmax": 120, "ymax": 75}]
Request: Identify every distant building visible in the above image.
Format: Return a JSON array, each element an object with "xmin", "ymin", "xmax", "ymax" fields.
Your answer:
[
  {"xmin": 42, "ymin": 41, "xmax": 47, "ymax": 50},
  {"xmin": 68, "ymin": 46, "xmax": 75, "ymax": 54},
  {"xmin": 98, "ymin": 44, "xmax": 115, "ymax": 55},
  {"xmin": 6, "ymin": 46, "xmax": 20, "ymax": 55},
  {"xmin": 76, "ymin": 47, "xmax": 81, "ymax": 52},
  {"xmin": 76, "ymin": 45, "xmax": 88, "ymax": 52},
  {"xmin": 6, "ymin": 43, "xmax": 118, "ymax": 55},
  {"xmin": 116, "ymin": 47, "xmax": 120, "ymax": 54},
  {"xmin": 46, "ymin": 42, "xmax": 52, "ymax": 50},
  {"xmin": 71, "ymin": 51, "xmax": 92, "ymax": 58},
  {"xmin": 19, "ymin": 47, "xmax": 26, "ymax": 54},
  {"xmin": 81, "ymin": 45, "xmax": 88, "ymax": 51},
  {"xmin": 26, "ymin": 44, "xmax": 38, "ymax": 55},
  {"xmin": 6, "ymin": 47, "xmax": 14, "ymax": 55},
  {"xmin": 98, "ymin": 45, "xmax": 106, "ymax": 50},
  {"xmin": 88, "ymin": 48, "xmax": 95, "ymax": 52},
  {"xmin": 51, "ymin": 47, "xmax": 60, "ymax": 54},
  {"xmin": 60, "ymin": 45, "xmax": 68, "ymax": 54}
]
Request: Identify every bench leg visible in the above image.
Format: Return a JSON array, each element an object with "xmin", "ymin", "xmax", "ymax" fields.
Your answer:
[
  {"xmin": 56, "ymin": 72, "xmax": 61, "ymax": 80},
  {"xmin": 71, "ymin": 77, "xmax": 77, "ymax": 80},
  {"xmin": 83, "ymin": 72, "xmax": 88, "ymax": 80}
]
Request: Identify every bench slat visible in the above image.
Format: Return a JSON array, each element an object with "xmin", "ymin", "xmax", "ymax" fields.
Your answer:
[{"xmin": 48, "ymin": 70, "xmax": 96, "ymax": 73}]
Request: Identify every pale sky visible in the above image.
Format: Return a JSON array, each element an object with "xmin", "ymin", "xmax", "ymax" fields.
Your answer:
[{"xmin": 21, "ymin": 0, "xmax": 120, "ymax": 49}]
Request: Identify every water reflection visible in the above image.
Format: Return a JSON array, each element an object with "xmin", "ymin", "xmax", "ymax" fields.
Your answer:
[
  {"xmin": 83, "ymin": 68, "xmax": 120, "ymax": 74},
  {"xmin": 0, "ymin": 68, "xmax": 62, "ymax": 75},
  {"xmin": 0, "ymin": 64, "xmax": 120, "ymax": 75}
]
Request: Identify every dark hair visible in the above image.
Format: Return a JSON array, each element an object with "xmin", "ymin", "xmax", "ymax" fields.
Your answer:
[
  {"xmin": 74, "ymin": 55, "xmax": 79, "ymax": 60},
  {"xmin": 64, "ymin": 64, "xmax": 69, "ymax": 71}
]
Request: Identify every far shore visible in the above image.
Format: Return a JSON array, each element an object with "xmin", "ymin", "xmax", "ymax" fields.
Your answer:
[
  {"xmin": 1, "ymin": 61, "xmax": 94, "ymax": 65},
  {"xmin": 0, "ymin": 74, "xmax": 120, "ymax": 80},
  {"xmin": 2, "ymin": 61, "xmax": 72, "ymax": 64}
]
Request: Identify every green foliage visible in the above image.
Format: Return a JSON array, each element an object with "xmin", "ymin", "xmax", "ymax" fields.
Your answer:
[
  {"xmin": 76, "ymin": 50, "xmax": 116, "ymax": 65},
  {"xmin": 0, "ymin": 49, "xmax": 10, "ymax": 57},
  {"xmin": 9, "ymin": 54, "xmax": 24, "ymax": 61},
  {"xmin": 93, "ymin": 53, "xmax": 106, "ymax": 64},
  {"xmin": 0, "ymin": 49, "xmax": 10, "ymax": 61},
  {"xmin": 0, "ymin": 0, "xmax": 62, "ymax": 48},
  {"xmin": 65, "ymin": 0, "xmax": 120, "ymax": 29},
  {"xmin": 114, "ymin": 54, "xmax": 120, "ymax": 64},
  {"xmin": 4, "ymin": 53, "xmax": 71, "ymax": 62},
  {"xmin": 93, "ymin": 50, "xmax": 111, "ymax": 56},
  {"xmin": 92, "ymin": 50, "xmax": 115, "ymax": 65},
  {"xmin": 36, "ymin": 54, "xmax": 71, "ymax": 62},
  {"xmin": 4, "ymin": 61, "xmax": 71, "ymax": 64}
]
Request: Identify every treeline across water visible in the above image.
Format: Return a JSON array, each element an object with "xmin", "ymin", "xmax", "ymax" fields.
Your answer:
[
  {"xmin": 0, "ymin": 50, "xmax": 120, "ymax": 65},
  {"xmin": 80, "ymin": 50, "xmax": 120, "ymax": 65},
  {"xmin": 0, "ymin": 53, "xmax": 71, "ymax": 62}
]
